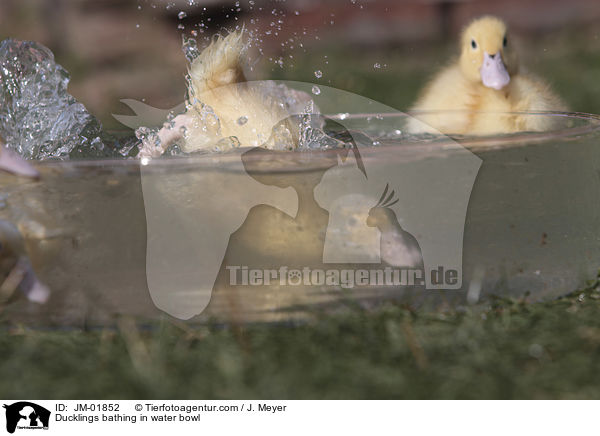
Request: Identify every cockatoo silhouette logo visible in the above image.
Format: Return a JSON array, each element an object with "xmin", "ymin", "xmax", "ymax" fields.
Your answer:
[
  {"xmin": 119, "ymin": 81, "xmax": 481, "ymax": 320},
  {"xmin": 366, "ymin": 183, "xmax": 425, "ymax": 271}
]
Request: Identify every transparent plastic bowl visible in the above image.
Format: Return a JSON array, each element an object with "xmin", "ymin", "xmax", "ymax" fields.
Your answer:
[{"xmin": 1, "ymin": 111, "xmax": 599, "ymax": 325}]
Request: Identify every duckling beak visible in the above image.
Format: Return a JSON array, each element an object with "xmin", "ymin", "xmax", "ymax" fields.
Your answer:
[
  {"xmin": 480, "ymin": 52, "xmax": 510, "ymax": 90},
  {"xmin": 0, "ymin": 146, "xmax": 39, "ymax": 178}
]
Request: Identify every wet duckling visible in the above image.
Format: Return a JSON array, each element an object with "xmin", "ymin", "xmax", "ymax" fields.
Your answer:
[
  {"xmin": 138, "ymin": 29, "xmax": 308, "ymax": 157},
  {"xmin": 407, "ymin": 16, "xmax": 566, "ymax": 135}
]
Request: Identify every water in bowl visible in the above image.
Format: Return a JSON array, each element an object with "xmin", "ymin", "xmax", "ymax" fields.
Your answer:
[{"xmin": 1, "ymin": 111, "xmax": 599, "ymax": 325}]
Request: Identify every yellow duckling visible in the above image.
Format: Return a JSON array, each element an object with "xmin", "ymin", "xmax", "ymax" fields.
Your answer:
[
  {"xmin": 407, "ymin": 16, "xmax": 567, "ymax": 135},
  {"xmin": 139, "ymin": 29, "xmax": 309, "ymax": 157}
]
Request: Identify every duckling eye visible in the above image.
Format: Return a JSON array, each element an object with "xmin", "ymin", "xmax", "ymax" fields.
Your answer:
[
  {"xmin": 503, "ymin": 36, "xmax": 507, "ymax": 47},
  {"xmin": 471, "ymin": 39, "xmax": 477, "ymax": 50}
]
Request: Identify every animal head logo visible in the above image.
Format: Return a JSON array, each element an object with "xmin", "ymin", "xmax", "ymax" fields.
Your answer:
[
  {"xmin": 130, "ymin": 81, "xmax": 482, "ymax": 319},
  {"xmin": 3, "ymin": 402, "xmax": 50, "ymax": 434}
]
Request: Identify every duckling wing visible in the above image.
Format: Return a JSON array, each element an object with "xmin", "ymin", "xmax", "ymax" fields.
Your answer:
[
  {"xmin": 407, "ymin": 66, "xmax": 473, "ymax": 135},
  {"xmin": 510, "ymin": 74, "xmax": 567, "ymax": 131}
]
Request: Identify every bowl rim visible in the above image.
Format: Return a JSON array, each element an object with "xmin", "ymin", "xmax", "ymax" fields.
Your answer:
[{"xmin": 28, "ymin": 110, "xmax": 600, "ymax": 173}]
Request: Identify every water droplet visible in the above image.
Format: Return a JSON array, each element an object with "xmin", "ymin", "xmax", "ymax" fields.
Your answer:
[
  {"xmin": 312, "ymin": 85, "xmax": 321, "ymax": 95},
  {"xmin": 314, "ymin": 70, "xmax": 322, "ymax": 79},
  {"xmin": 237, "ymin": 116, "xmax": 248, "ymax": 125},
  {"xmin": 182, "ymin": 36, "xmax": 200, "ymax": 63},
  {"xmin": 178, "ymin": 11, "xmax": 187, "ymax": 19}
]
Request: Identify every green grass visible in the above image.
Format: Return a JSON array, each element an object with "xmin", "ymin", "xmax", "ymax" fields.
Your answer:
[
  {"xmin": 2, "ymin": 25, "xmax": 600, "ymax": 400},
  {"xmin": 2, "ymin": 275, "xmax": 600, "ymax": 399}
]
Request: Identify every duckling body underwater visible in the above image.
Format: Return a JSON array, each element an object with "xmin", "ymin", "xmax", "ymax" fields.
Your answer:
[
  {"xmin": 407, "ymin": 16, "xmax": 567, "ymax": 135},
  {"xmin": 0, "ymin": 220, "xmax": 50, "ymax": 305},
  {"xmin": 0, "ymin": 139, "xmax": 47, "ymax": 304}
]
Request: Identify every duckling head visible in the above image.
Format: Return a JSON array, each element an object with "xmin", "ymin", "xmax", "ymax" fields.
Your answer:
[{"xmin": 459, "ymin": 16, "xmax": 517, "ymax": 90}]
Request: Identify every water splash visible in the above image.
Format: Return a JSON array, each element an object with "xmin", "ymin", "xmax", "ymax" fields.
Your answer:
[
  {"xmin": 298, "ymin": 101, "xmax": 345, "ymax": 150},
  {"xmin": 182, "ymin": 36, "xmax": 200, "ymax": 63},
  {"xmin": 0, "ymin": 39, "xmax": 115, "ymax": 159}
]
